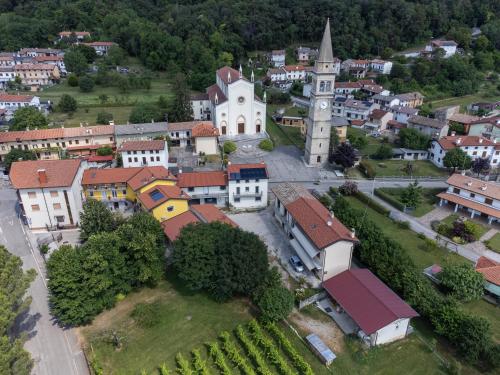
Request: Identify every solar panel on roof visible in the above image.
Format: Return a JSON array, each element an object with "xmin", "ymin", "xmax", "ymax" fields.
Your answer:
[
  {"xmin": 149, "ymin": 190, "xmax": 165, "ymax": 202},
  {"xmin": 239, "ymin": 168, "xmax": 266, "ymax": 179}
]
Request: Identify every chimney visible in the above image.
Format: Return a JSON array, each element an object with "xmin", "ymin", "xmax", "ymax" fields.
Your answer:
[
  {"xmin": 351, "ymin": 228, "xmax": 356, "ymax": 239},
  {"xmin": 481, "ymin": 185, "xmax": 487, "ymax": 191},
  {"xmin": 178, "ymin": 168, "xmax": 182, "ymax": 174},
  {"xmin": 451, "ymin": 131, "xmax": 456, "ymax": 136},
  {"xmin": 37, "ymin": 169, "xmax": 47, "ymax": 183},
  {"xmin": 456, "ymin": 138, "xmax": 461, "ymax": 145},
  {"xmin": 479, "ymin": 138, "xmax": 483, "ymax": 144},
  {"xmin": 327, "ymin": 220, "xmax": 332, "ymax": 226}
]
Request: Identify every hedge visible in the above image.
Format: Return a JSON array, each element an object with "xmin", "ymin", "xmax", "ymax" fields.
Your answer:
[
  {"xmin": 358, "ymin": 159, "xmax": 376, "ymax": 178},
  {"xmin": 352, "ymin": 191, "xmax": 390, "ymax": 216},
  {"xmin": 374, "ymin": 189, "xmax": 406, "ymax": 212}
]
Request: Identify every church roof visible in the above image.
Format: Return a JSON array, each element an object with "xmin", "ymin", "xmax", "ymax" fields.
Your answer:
[
  {"xmin": 318, "ymin": 18, "xmax": 334, "ymax": 63},
  {"xmin": 217, "ymin": 66, "xmax": 242, "ymax": 85},
  {"xmin": 207, "ymin": 84, "xmax": 227, "ymax": 105}
]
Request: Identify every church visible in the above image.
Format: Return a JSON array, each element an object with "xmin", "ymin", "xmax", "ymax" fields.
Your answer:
[{"xmin": 191, "ymin": 66, "xmax": 267, "ymax": 138}]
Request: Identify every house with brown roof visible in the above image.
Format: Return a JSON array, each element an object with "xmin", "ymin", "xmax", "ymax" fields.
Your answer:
[
  {"xmin": 10, "ymin": 159, "xmax": 85, "ymax": 229},
  {"xmin": 366, "ymin": 109, "xmax": 393, "ymax": 132},
  {"xmin": 118, "ymin": 140, "xmax": 168, "ymax": 168},
  {"xmin": 177, "ymin": 170, "xmax": 228, "ymax": 206},
  {"xmin": 468, "ymin": 116, "xmax": 500, "ymax": 142},
  {"xmin": 137, "ymin": 185, "xmax": 190, "ymax": 222},
  {"xmin": 437, "ymin": 174, "xmax": 500, "ymax": 225},
  {"xmin": 334, "ymin": 81, "xmax": 361, "ymax": 97},
  {"xmin": 272, "ymin": 183, "xmax": 357, "ymax": 282},
  {"xmin": 192, "ymin": 122, "xmax": 219, "ymax": 155},
  {"xmin": 407, "ymin": 115, "xmax": 448, "ymax": 139},
  {"xmin": 475, "ymin": 256, "xmax": 500, "ymax": 300},
  {"xmin": 58, "ymin": 31, "xmax": 91, "ymax": 42},
  {"xmin": 425, "ymin": 40, "xmax": 458, "ymax": 58},
  {"xmin": 161, "ymin": 204, "xmax": 237, "ymax": 242},
  {"xmin": 14, "ymin": 63, "xmax": 60, "ymax": 88},
  {"xmin": 322, "ymin": 268, "xmax": 418, "ymax": 345},
  {"xmin": 429, "ymin": 135, "xmax": 499, "ymax": 169}
]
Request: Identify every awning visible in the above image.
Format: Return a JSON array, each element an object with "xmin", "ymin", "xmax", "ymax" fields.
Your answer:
[{"xmin": 290, "ymin": 238, "xmax": 321, "ymax": 271}]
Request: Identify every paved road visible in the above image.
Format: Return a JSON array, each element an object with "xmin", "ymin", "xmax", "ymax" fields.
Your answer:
[{"xmin": 0, "ymin": 186, "xmax": 88, "ymax": 375}]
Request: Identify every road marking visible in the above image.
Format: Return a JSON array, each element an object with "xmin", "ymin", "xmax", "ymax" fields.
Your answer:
[
  {"xmin": 63, "ymin": 331, "xmax": 80, "ymax": 375},
  {"xmin": 18, "ymin": 217, "xmax": 46, "ymax": 288}
]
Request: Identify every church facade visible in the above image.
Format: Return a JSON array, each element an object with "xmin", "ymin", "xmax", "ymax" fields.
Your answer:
[
  {"xmin": 304, "ymin": 19, "xmax": 336, "ymax": 166},
  {"xmin": 191, "ymin": 66, "xmax": 266, "ymax": 138}
]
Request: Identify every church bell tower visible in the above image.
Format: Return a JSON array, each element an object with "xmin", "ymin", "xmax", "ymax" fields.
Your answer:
[{"xmin": 304, "ymin": 19, "xmax": 336, "ymax": 166}]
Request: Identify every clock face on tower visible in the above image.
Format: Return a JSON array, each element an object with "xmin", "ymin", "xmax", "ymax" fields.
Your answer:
[{"xmin": 320, "ymin": 100, "xmax": 328, "ymax": 110}]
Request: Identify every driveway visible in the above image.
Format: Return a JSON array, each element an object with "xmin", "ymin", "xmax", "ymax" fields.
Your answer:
[
  {"xmin": 0, "ymin": 186, "xmax": 88, "ymax": 375},
  {"xmin": 228, "ymin": 206, "xmax": 321, "ymax": 287}
]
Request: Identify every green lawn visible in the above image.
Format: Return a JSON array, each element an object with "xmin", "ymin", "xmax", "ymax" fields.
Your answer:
[
  {"xmin": 48, "ymin": 105, "xmax": 135, "ymax": 127},
  {"xmin": 428, "ymin": 92, "xmax": 500, "ymax": 112},
  {"xmin": 462, "ymin": 299, "xmax": 500, "ymax": 344},
  {"xmin": 484, "ymin": 233, "xmax": 500, "ymax": 254},
  {"xmin": 362, "ymin": 159, "xmax": 448, "ymax": 178},
  {"xmin": 266, "ymin": 113, "xmax": 305, "ymax": 149},
  {"xmin": 441, "ymin": 214, "xmax": 490, "ymax": 240},
  {"xmin": 346, "ymin": 127, "xmax": 389, "ymax": 157},
  {"xmin": 376, "ymin": 187, "xmax": 444, "ymax": 217}
]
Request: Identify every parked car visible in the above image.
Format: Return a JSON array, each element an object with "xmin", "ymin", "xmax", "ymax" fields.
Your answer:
[{"xmin": 289, "ymin": 255, "xmax": 304, "ymax": 272}]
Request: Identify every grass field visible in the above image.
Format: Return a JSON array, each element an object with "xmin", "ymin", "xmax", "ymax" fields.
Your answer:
[
  {"xmin": 266, "ymin": 113, "xmax": 305, "ymax": 149},
  {"xmin": 428, "ymin": 92, "xmax": 500, "ymax": 111},
  {"xmin": 363, "ymin": 159, "xmax": 448, "ymax": 178},
  {"xmin": 376, "ymin": 187, "xmax": 444, "ymax": 217},
  {"xmin": 346, "ymin": 127, "xmax": 390, "ymax": 157},
  {"xmin": 48, "ymin": 105, "xmax": 135, "ymax": 127},
  {"xmin": 484, "ymin": 233, "xmax": 500, "ymax": 253}
]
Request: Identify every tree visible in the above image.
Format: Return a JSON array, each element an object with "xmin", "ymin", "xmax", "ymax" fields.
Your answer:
[
  {"xmin": 400, "ymin": 181, "xmax": 422, "ymax": 208},
  {"xmin": 471, "ymin": 158, "xmax": 490, "ymax": 176},
  {"xmin": 78, "ymin": 75, "xmax": 94, "ymax": 92},
  {"xmin": 373, "ymin": 144, "xmax": 393, "ymax": 159},
  {"xmin": 168, "ymin": 73, "xmax": 193, "ymax": 122},
  {"xmin": 57, "ymin": 94, "xmax": 77, "ymax": 113},
  {"xmin": 96, "ymin": 146, "xmax": 113, "ymax": 156},
  {"xmin": 330, "ymin": 142, "xmax": 356, "ymax": 168},
  {"xmin": 129, "ymin": 103, "xmax": 162, "ymax": 124},
  {"xmin": 253, "ymin": 268, "xmax": 293, "ymax": 322},
  {"xmin": 223, "ymin": 141, "xmax": 237, "ymax": 154},
  {"xmin": 116, "ymin": 212, "xmax": 165, "ymax": 287},
  {"xmin": 439, "ymin": 264, "xmax": 484, "ymax": 302},
  {"xmin": 79, "ymin": 199, "xmax": 116, "ymax": 241},
  {"xmin": 96, "ymin": 111, "xmax": 113, "ymax": 124},
  {"xmin": 4, "ymin": 149, "xmax": 36, "ymax": 172},
  {"xmin": 70, "ymin": 44, "xmax": 97, "ymax": 63},
  {"xmin": 105, "ymin": 46, "xmax": 127, "ymax": 66},
  {"xmin": 0, "ymin": 245, "xmax": 36, "ymax": 375},
  {"xmin": 63, "ymin": 49, "xmax": 88, "ymax": 76},
  {"xmin": 10, "ymin": 107, "xmax": 48, "ymax": 131},
  {"xmin": 398, "ymin": 128, "xmax": 430, "ymax": 150},
  {"xmin": 443, "ymin": 148, "xmax": 472, "ymax": 171},
  {"xmin": 67, "ymin": 74, "xmax": 79, "ymax": 87}
]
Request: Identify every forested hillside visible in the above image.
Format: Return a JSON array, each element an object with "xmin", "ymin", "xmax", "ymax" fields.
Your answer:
[{"xmin": 0, "ymin": 0, "xmax": 499, "ymax": 89}]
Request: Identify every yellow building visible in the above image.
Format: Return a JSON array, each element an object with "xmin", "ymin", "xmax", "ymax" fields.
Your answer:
[
  {"xmin": 14, "ymin": 63, "xmax": 60, "ymax": 88},
  {"xmin": 81, "ymin": 166, "xmax": 176, "ymax": 210},
  {"xmin": 137, "ymin": 185, "xmax": 190, "ymax": 222}
]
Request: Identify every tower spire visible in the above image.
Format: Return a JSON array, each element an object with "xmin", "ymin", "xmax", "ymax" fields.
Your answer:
[
  {"xmin": 239, "ymin": 64, "xmax": 243, "ymax": 78},
  {"xmin": 251, "ymin": 70, "xmax": 254, "ymax": 82},
  {"xmin": 318, "ymin": 18, "xmax": 334, "ymax": 63}
]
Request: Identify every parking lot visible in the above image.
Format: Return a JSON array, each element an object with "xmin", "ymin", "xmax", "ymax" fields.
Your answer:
[{"xmin": 228, "ymin": 206, "xmax": 321, "ymax": 287}]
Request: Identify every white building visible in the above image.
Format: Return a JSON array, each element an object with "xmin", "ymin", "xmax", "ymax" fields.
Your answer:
[
  {"xmin": 192, "ymin": 122, "xmax": 219, "ymax": 155},
  {"xmin": 118, "ymin": 140, "xmax": 168, "ymax": 168},
  {"xmin": 372, "ymin": 94, "xmax": 400, "ymax": 109},
  {"xmin": 227, "ymin": 163, "xmax": 268, "ymax": 209},
  {"xmin": 10, "ymin": 159, "xmax": 85, "ymax": 229},
  {"xmin": 334, "ymin": 82, "xmax": 361, "ymax": 98},
  {"xmin": 429, "ymin": 135, "xmax": 499, "ymax": 169},
  {"xmin": 178, "ymin": 171, "xmax": 228, "ymax": 206},
  {"xmin": 333, "ymin": 98, "xmax": 378, "ymax": 121},
  {"xmin": 58, "ymin": 31, "xmax": 91, "ymax": 41},
  {"xmin": 191, "ymin": 93, "xmax": 211, "ymax": 121},
  {"xmin": 82, "ymin": 42, "xmax": 116, "ymax": 56},
  {"xmin": 194, "ymin": 66, "xmax": 266, "ymax": 138},
  {"xmin": 390, "ymin": 105, "xmax": 419, "ymax": 124},
  {"xmin": 0, "ymin": 67, "xmax": 16, "ymax": 89},
  {"xmin": 407, "ymin": 115, "xmax": 448, "ymax": 139},
  {"xmin": 0, "ymin": 94, "xmax": 41, "ymax": 120},
  {"xmin": 270, "ymin": 50, "xmax": 286, "ymax": 67},
  {"xmin": 438, "ymin": 174, "xmax": 500, "ymax": 225},
  {"xmin": 369, "ymin": 59, "xmax": 393, "ymax": 74},
  {"xmin": 272, "ymin": 183, "xmax": 357, "ymax": 281},
  {"xmin": 425, "ymin": 40, "xmax": 458, "ymax": 58}
]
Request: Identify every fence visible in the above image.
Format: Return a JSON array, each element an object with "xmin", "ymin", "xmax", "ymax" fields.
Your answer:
[{"xmin": 297, "ymin": 291, "xmax": 328, "ymax": 310}]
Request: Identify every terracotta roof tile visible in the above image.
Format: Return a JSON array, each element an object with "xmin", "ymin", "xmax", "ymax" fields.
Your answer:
[
  {"xmin": 437, "ymin": 192, "xmax": 500, "ymax": 219},
  {"xmin": 168, "ymin": 121, "xmax": 200, "ymax": 131},
  {"xmin": 370, "ymin": 109, "xmax": 389, "ymax": 120},
  {"xmin": 191, "ymin": 204, "xmax": 237, "ymax": 227},
  {"xmin": 207, "ymin": 84, "xmax": 227, "ymax": 104},
  {"xmin": 448, "ymin": 113, "xmax": 480, "ymax": 124},
  {"xmin": 177, "ymin": 171, "xmax": 227, "ymax": 188},
  {"xmin": 475, "ymin": 256, "xmax": 500, "ymax": 286},
  {"xmin": 216, "ymin": 66, "xmax": 242, "ymax": 84},
  {"xmin": 335, "ymin": 81, "xmax": 361, "ymax": 89},
  {"xmin": 126, "ymin": 166, "xmax": 176, "ymax": 191},
  {"xmin": 161, "ymin": 211, "xmax": 200, "ymax": 241},
  {"xmin": 118, "ymin": 140, "xmax": 165, "ymax": 152},
  {"xmin": 445, "ymin": 174, "xmax": 500, "ymax": 201},
  {"xmin": 437, "ymin": 136, "xmax": 493, "ymax": 150},
  {"xmin": 138, "ymin": 185, "xmax": 189, "ymax": 210},
  {"xmin": 0, "ymin": 94, "xmax": 34, "ymax": 102},
  {"xmin": 192, "ymin": 122, "xmax": 219, "ymax": 137},
  {"xmin": 14, "ymin": 63, "xmax": 57, "ymax": 71},
  {"xmin": 82, "ymin": 167, "xmax": 141, "ymax": 185},
  {"xmin": 10, "ymin": 159, "xmax": 81, "ymax": 189}
]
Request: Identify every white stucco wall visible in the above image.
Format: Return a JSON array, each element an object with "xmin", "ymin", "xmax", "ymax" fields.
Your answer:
[
  {"xmin": 320, "ymin": 240, "xmax": 353, "ymax": 281},
  {"xmin": 121, "ymin": 147, "xmax": 168, "ymax": 168},
  {"xmin": 228, "ymin": 178, "xmax": 268, "ymax": 209},
  {"xmin": 195, "ymin": 137, "xmax": 218, "ymax": 155},
  {"xmin": 371, "ymin": 318, "xmax": 410, "ymax": 345}
]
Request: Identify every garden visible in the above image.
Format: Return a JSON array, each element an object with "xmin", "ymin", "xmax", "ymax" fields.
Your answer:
[
  {"xmin": 484, "ymin": 233, "xmax": 500, "ymax": 254},
  {"xmin": 375, "ymin": 186, "xmax": 444, "ymax": 217},
  {"xmin": 434, "ymin": 214, "xmax": 490, "ymax": 244}
]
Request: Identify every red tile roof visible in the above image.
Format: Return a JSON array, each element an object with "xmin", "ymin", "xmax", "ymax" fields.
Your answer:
[
  {"xmin": 14, "ymin": 63, "xmax": 56, "ymax": 71},
  {"xmin": 0, "ymin": 94, "xmax": 34, "ymax": 103},
  {"xmin": 87, "ymin": 155, "xmax": 113, "ymax": 162},
  {"xmin": 192, "ymin": 122, "xmax": 219, "ymax": 137},
  {"xmin": 177, "ymin": 171, "xmax": 227, "ymax": 188},
  {"xmin": 387, "ymin": 120, "xmax": 406, "ymax": 129},
  {"xmin": 161, "ymin": 211, "xmax": 200, "ymax": 241},
  {"xmin": 217, "ymin": 66, "xmax": 242, "ymax": 84},
  {"xmin": 207, "ymin": 83, "xmax": 227, "ymax": 104},
  {"xmin": 284, "ymin": 65, "xmax": 306, "ymax": 72},
  {"xmin": 370, "ymin": 109, "xmax": 389, "ymax": 120},
  {"xmin": 437, "ymin": 136, "xmax": 494, "ymax": 150},
  {"xmin": 448, "ymin": 113, "xmax": 480, "ymax": 124},
  {"xmin": 138, "ymin": 185, "xmax": 189, "ymax": 210},
  {"xmin": 82, "ymin": 167, "xmax": 142, "ymax": 185},
  {"xmin": 445, "ymin": 174, "xmax": 500, "ymax": 201},
  {"xmin": 10, "ymin": 159, "xmax": 81, "ymax": 189},
  {"xmin": 168, "ymin": 121, "xmax": 201, "ymax": 131},
  {"xmin": 63, "ymin": 125, "xmax": 114, "ymax": 137},
  {"xmin": 323, "ymin": 269, "xmax": 419, "ymax": 335},
  {"xmin": 0, "ymin": 125, "xmax": 114, "ymax": 143},
  {"xmin": 335, "ymin": 82, "xmax": 361, "ymax": 89},
  {"xmin": 59, "ymin": 31, "xmax": 90, "ymax": 37},
  {"xmin": 437, "ymin": 192, "xmax": 500, "ymax": 219},
  {"xmin": 475, "ymin": 256, "xmax": 500, "ymax": 286},
  {"xmin": 34, "ymin": 56, "xmax": 64, "ymax": 62},
  {"xmin": 191, "ymin": 204, "xmax": 237, "ymax": 227},
  {"xmin": 118, "ymin": 140, "xmax": 165, "ymax": 152},
  {"xmin": 126, "ymin": 166, "xmax": 176, "ymax": 191},
  {"xmin": 83, "ymin": 41, "xmax": 115, "ymax": 47}
]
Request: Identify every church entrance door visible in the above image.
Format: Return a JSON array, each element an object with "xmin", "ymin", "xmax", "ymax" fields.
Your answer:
[
  {"xmin": 256, "ymin": 124, "xmax": 261, "ymax": 133},
  {"xmin": 238, "ymin": 122, "xmax": 245, "ymax": 134},
  {"xmin": 221, "ymin": 126, "xmax": 226, "ymax": 135}
]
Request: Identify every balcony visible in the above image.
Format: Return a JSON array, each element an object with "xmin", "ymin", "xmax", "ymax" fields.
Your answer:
[
  {"xmin": 233, "ymin": 191, "xmax": 262, "ymax": 199},
  {"xmin": 189, "ymin": 191, "xmax": 228, "ymax": 200}
]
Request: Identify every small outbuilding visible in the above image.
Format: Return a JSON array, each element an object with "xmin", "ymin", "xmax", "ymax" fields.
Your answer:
[{"xmin": 305, "ymin": 334, "xmax": 336, "ymax": 365}]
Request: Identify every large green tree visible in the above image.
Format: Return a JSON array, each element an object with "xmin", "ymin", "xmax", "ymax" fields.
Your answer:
[
  {"xmin": 400, "ymin": 181, "xmax": 422, "ymax": 208},
  {"xmin": 4, "ymin": 149, "xmax": 36, "ymax": 172},
  {"xmin": 443, "ymin": 148, "xmax": 472, "ymax": 171},
  {"xmin": 439, "ymin": 264, "xmax": 484, "ymax": 302},
  {"xmin": 0, "ymin": 246, "xmax": 36, "ymax": 375},
  {"xmin": 79, "ymin": 199, "xmax": 116, "ymax": 241},
  {"xmin": 129, "ymin": 103, "xmax": 162, "ymax": 124},
  {"xmin": 168, "ymin": 73, "xmax": 193, "ymax": 122},
  {"xmin": 57, "ymin": 94, "xmax": 77, "ymax": 113},
  {"xmin": 253, "ymin": 268, "xmax": 294, "ymax": 322},
  {"xmin": 398, "ymin": 128, "xmax": 430, "ymax": 150},
  {"xmin": 63, "ymin": 49, "xmax": 88, "ymax": 76},
  {"xmin": 10, "ymin": 107, "xmax": 48, "ymax": 131}
]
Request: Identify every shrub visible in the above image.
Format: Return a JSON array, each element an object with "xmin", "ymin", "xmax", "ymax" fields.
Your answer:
[
  {"xmin": 223, "ymin": 141, "xmax": 237, "ymax": 154},
  {"xmin": 131, "ymin": 302, "xmax": 162, "ymax": 328},
  {"xmin": 96, "ymin": 146, "xmax": 113, "ymax": 156},
  {"xmin": 39, "ymin": 244, "xmax": 49, "ymax": 255},
  {"xmin": 439, "ymin": 264, "xmax": 484, "ymax": 302},
  {"xmin": 79, "ymin": 75, "xmax": 94, "ymax": 92},
  {"xmin": 374, "ymin": 189, "xmax": 405, "ymax": 211},
  {"xmin": 58, "ymin": 94, "xmax": 77, "ymax": 113},
  {"xmin": 254, "ymin": 283, "xmax": 294, "ymax": 322},
  {"xmin": 339, "ymin": 181, "xmax": 358, "ymax": 196},
  {"xmin": 67, "ymin": 74, "xmax": 79, "ymax": 87},
  {"xmin": 358, "ymin": 159, "xmax": 376, "ymax": 178},
  {"xmin": 96, "ymin": 111, "xmax": 113, "ymax": 125},
  {"xmin": 396, "ymin": 220, "xmax": 410, "ymax": 229},
  {"xmin": 258, "ymin": 139, "xmax": 274, "ymax": 152},
  {"xmin": 353, "ymin": 191, "xmax": 390, "ymax": 216},
  {"xmin": 373, "ymin": 144, "xmax": 393, "ymax": 160}
]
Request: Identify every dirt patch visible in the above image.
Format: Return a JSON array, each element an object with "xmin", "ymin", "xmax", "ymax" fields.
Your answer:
[{"xmin": 289, "ymin": 309, "xmax": 345, "ymax": 353}]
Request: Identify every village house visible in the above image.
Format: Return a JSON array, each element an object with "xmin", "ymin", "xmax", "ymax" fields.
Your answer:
[
  {"xmin": 475, "ymin": 257, "xmax": 500, "ymax": 302},
  {"xmin": 360, "ymin": 82, "xmax": 389, "ymax": 97},
  {"xmin": 369, "ymin": 59, "xmax": 393, "ymax": 74},
  {"xmin": 270, "ymin": 50, "xmax": 286, "ymax": 67},
  {"xmin": 371, "ymin": 94, "xmax": 400, "ymax": 109},
  {"xmin": 390, "ymin": 105, "xmax": 419, "ymax": 124},
  {"xmin": 392, "ymin": 148, "xmax": 429, "ymax": 161},
  {"xmin": 332, "ymin": 117, "xmax": 349, "ymax": 142},
  {"xmin": 334, "ymin": 82, "xmax": 361, "ymax": 98},
  {"xmin": 429, "ymin": 135, "xmax": 499, "ymax": 169},
  {"xmin": 177, "ymin": 170, "xmax": 228, "ymax": 206},
  {"xmin": 266, "ymin": 65, "xmax": 310, "ymax": 85},
  {"xmin": 322, "ymin": 268, "xmax": 419, "ymax": 346},
  {"xmin": 433, "ymin": 105, "xmax": 460, "ymax": 123},
  {"xmin": 114, "ymin": 122, "xmax": 169, "ymax": 147},
  {"xmin": 349, "ymin": 67, "xmax": 367, "ymax": 79},
  {"xmin": 295, "ymin": 47, "xmax": 322, "ymax": 66},
  {"xmin": 58, "ymin": 31, "xmax": 91, "ymax": 42},
  {"xmin": 14, "ymin": 63, "xmax": 60, "ymax": 88},
  {"xmin": 272, "ymin": 183, "xmax": 357, "ymax": 281},
  {"xmin": 395, "ymin": 92, "xmax": 424, "ymax": 108},
  {"xmin": 227, "ymin": 163, "xmax": 268, "ymax": 209},
  {"xmin": 0, "ymin": 54, "xmax": 15, "ymax": 67},
  {"xmin": 192, "ymin": 122, "xmax": 219, "ymax": 155},
  {"xmin": 407, "ymin": 115, "xmax": 448, "ymax": 138},
  {"xmin": 10, "ymin": 159, "xmax": 85, "ymax": 229},
  {"xmin": 447, "ymin": 113, "xmax": 481, "ymax": 134},
  {"xmin": 365, "ymin": 109, "xmax": 393, "ymax": 132},
  {"xmin": 341, "ymin": 59, "xmax": 369, "ymax": 72},
  {"xmin": 137, "ymin": 184, "xmax": 190, "ymax": 222},
  {"xmin": 118, "ymin": 140, "xmax": 169, "ymax": 168},
  {"xmin": 33, "ymin": 55, "xmax": 67, "ymax": 75},
  {"xmin": 468, "ymin": 116, "xmax": 500, "ymax": 141},
  {"xmin": 266, "ymin": 67, "xmax": 287, "ymax": 84},
  {"xmin": 191, "ymin": 93, "xmax": 211, "ymax": 121},
  {"xmin": 161, "ymin": 204, "xmax": 237, "ymax": 242},
  {"xmin": 192, "ymin": 66, "xmax": 266, "ymax": 138},
  {"xmin": 82, "ymin": 41, "xmax": 116, "ymax": 56},
  {"xmin": 468, "ymin": 102, "xmax": 499, "ymax": 114},
  {"xmin": 333, "ymin": 98, "xmax": 379, "ymax": 121},
  {"xmin": 0, "ymin": 94, "xmax": 41, "ymax": 120},
  {"xmin": 19, "ymin": 48, "xmax": 63, "ymax": 58},
  {"xmin": 437, "ymin": 173, "xmax": 500, "ymax": 225},
  {"xmin": 425, "ymin": 40, "xmax": 458, "ymax": 58}
]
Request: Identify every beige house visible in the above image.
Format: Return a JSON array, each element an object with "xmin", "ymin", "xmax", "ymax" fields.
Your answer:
[
  {"xmin": 192, "ymin": 122, "xmax": 219, "ymax": 155},
  {"xmin": 272, "ymin": 183, "xmax": 357, "ymax": 282},
  {"xmin": 14, "ymin": 63, "xmax": 60, "ymax": 88}
]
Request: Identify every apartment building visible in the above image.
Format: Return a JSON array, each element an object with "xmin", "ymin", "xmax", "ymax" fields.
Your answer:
[
  {"xmin": 14, "ymin": 63, "xmax": 60, "ymax": 87},
  {"xmin": 177, "ymin": 170, "xmax": 228, "ymax": 206},
  {"xmin": 227, "ymin": 163, "xmax": 268, "ymax": 209},
  {"xmin": 118, "ymin": 140, "xmax": 168, "ymax": 168}
]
